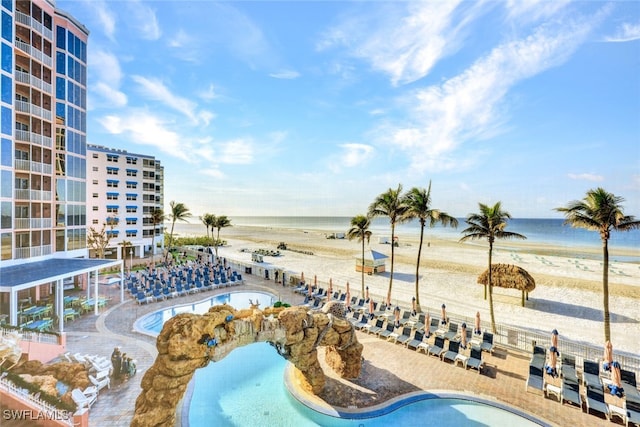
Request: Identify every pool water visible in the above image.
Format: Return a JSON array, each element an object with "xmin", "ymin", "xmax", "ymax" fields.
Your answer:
[
  {"xmin": 185, "ymin": 343, "xmax": 544, "ymax": 427},
  {"xmin": 134, "ymin": 291, "xmax": 277, "ymax": 335}
]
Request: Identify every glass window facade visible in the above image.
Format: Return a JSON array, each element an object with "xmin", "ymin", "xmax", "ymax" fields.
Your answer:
[
  {"xmin": 1, "ymin": 73, "xmax": 11, "ymax": 103},
  {"xmin": 1, "ymin": 106, "xmax": 11, "ymax": 135},
  {"xmin": 1, "ymin": 11, "xmax": 11, "ymax": 42},
  {"xmin": 1, "ymin": 200, "xmax": 11, "ymax": 228},
  {"xmin": 1, "ymin": 232, "xmax": 11, "ymax": 260},
  {"xmin": 1, "ymin": 137, "xmax": 11, "ymax": 166},
  {"xmin": 56, "ymin": 51, "xmax": 65, "ymax": 74},
  {"xmin": 56, "ymin": 26, "xmax": 65, "ymax": 49},
  {"xmin": 0, "ymin": 169, "xmax": 10, "ymax": 197},
  {"xmin": 2, "ymin": 0, "xmax": 12, "ymax": 12},
  {"xmin": 1, "ymin": 42, "xmax": 11, "ymax": 72}
]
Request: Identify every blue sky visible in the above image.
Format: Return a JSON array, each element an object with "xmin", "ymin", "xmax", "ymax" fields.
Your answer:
[{"xmin": 59, "ymin": 0, "xmax": 640, "ymax": 218}]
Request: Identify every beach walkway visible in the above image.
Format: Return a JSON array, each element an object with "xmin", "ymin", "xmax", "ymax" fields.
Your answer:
[{"xmin": 17, "ymin": 274, "xmax": 625, "ymax": 427}]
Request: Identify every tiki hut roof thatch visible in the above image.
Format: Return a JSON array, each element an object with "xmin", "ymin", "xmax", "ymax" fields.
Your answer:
[{"xmin": 477, "ymin": 263, "xmax": 536, "ymax": 292}]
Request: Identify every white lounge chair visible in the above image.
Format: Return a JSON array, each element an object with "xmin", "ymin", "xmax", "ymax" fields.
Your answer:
[
  {"xmin": 71, "ymin": 388, "xmax": 97, "ymax": 409},
  {"xmin": 89, "ymin": 374, "xmax": 110, "ymax": 391}
]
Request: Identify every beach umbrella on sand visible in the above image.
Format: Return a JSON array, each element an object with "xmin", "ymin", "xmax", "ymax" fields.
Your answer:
[
  {"xmin": 551, "ymin": 329, "xmax": 559, "ymax": 349},
  {"xmin": 477, "ymin": 264, "xmax": 536, "ymax": 307},
  {"xmin": 365, "ymin": 286, "xmax": 370, "ymax": 302},
  {"xmin": 425, "ymin": 312, "xmax": 431, "ymax": 337},
  {"xmin": 411, "ymin": 297, "xmax": 417, "ymax": 316},
  {"xmin": 327, "ymin": 280, "xmax": 333, "ymax": 300},
  {"xmin": 441, "ymin": 304, "xmax": 447, "ymax": 325},
  {"xmin": 386, "ymin": 291, "xmax": 392, "ymax": 309},
  {"xmin": 460, "ymin": 323, "xmax": 468, "ymax": 349},
  {"xmin": 474, "ymin": 312, "xmax": 482, "ymax": 335},
  {"xmin": 394, "ymin": 306, "xmax": 401, "ymax": 328},
  {"xmin": 368, "ymin": 299, "xmax": 375, "ymax": 319},
  {"xmin": 345, "ymin": 288, "xmax": 351, "ymax": 311},
  {"xmin": 301, "ymin": 272, "xmax": 305, "ymax": 284},
  {"xmin": 611, "ymin": 361, "xmax": 623, "ymax": 397},
  {"xmin": 547, "ymin": 346, "xmax": 559, "ymax": 377},
  {"xmin": 603, "ymin": 340, "xmax": 614, "ymax": 371}
]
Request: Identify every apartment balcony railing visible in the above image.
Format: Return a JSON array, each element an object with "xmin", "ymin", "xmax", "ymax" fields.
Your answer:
[
  {"xmin": 14, "ymin": 159, "xmax": 53, "ymax": 175},
  {"xmin": 14, "ymin": 39, "xmax": 52, "ymax": 67},
  {"xmin": 15, "ymin": 70, "xmax": 52, "ymax": 94},
  {"xmin": 14, "ymin": 189, "xmax": 52, "ymax": 201},
  {"xmin": 14, "ymin": 245, "xmax": 53, "ymax": 259},
  {"xmin": 15, "ymin": 11, "xmax": 54, "ymax": 41},
  {"xmin": 16, "ymin": 130, "xmax": 53, "ymax": 148},
  {"xmin": 15, "ymin": 218, "xmax": 53, "ymax": 229},
  {"xmin": 15, "ymin": 100, "xmax": 52, "ymax": 121}
]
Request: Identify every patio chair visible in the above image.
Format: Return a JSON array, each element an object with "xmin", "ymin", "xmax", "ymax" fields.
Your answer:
[
  {"xmin": 398, "ymin": 311, "xmax": 412, "ymax": 326},
  {"xmin": 621, "ymin": 369, "xmax": 640, "ymax": 400},
  {"xmin": 348, "ymin": 312, "xmax": 362, "ymax": 327},
  {"xmin": 428, "ymin": 336, "xmax": 445, "ymax": 359},
  {"xmin": 373, "ymin": 304, "xmax": 387, "ymax": 317},
  {"xmin": 466, "ymin": 347, "xmax": 484, "ymax": 374},
  {"xmin": 627, "ymin": 398, "xmax": 640, "ymax": 426},
  {"xmin": 89, "ymin": 374, "xmax": 110, "ymax": 391},
  {"xmin": 582, "ymin": 359, "xmax": 601, "ymax": 388},
  {"xmin": 71, "ymin": 388, "xmax": 97, "ymax": 409},
  {"xmin": 530, "ymin": 345, "xmax": 546, "ymax": 370},
  {"xmin": 561, "ymin": 377, "xmax": 582, "ymax": 408},
  {"xmin": 354, "ymin": 315, "xmax": 370, "ymax": 331},
  {"xmin": 560, "ymin": 354, "xmax": 578, "ymax": 383},
  {"xmin": 395, "ymin": 327, "xmax": 413, "ymax": 345},
  {"xmin": 442, "ymin": 340, "xmax": 461, "ymax": 363},
  {"xmin": 413, "ymin": 314, "xmax": 426, "ymax": 331},
  {"xmin": 480, "ymin": 332, "xmax": 495, "ymax": 354},
  {"xmin": 378, "ymin": 323, "xmax": 395, "ymax": 339},
  {"xmin": 136, "ymin": 292, "xmax": 151, "ymax": 305},
  {"xmin": 444, "ymin": 322, "xmax": 459, "ymax": 342},
  {"xmin": 407, "ymin": 330, "xmax": 425, "ymax": 351},
  {"xmin": 585, "ymin": 386, "xmax": 609, "ymax": 420},
  {"xmin": 428, "ymin": 318, "xmax": 439, "ymax": 336},
  {"xmin": 526, "ymin": 363, "xmax": 544, "ymax": 395},
  {"xmin": 367, "ymin": 318, "xmax": 384, "ymax": 335}
]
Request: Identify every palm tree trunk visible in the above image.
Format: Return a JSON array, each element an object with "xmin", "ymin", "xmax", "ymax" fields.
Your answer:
[
  {"xmin": 488, "ymin": 242, "xmax": 497, "ymax": 334},
  {"xmin": 166, "ymin": 220, "xmax": 176, "ymax": 263},
  {"xmin": 388, "ymin": 223, "xmax": 396, "ymax": 299},
  {"xmin": 215, "ymin": 228, "xmax": 221, "ymax": 258},
  {"xmin": 414, "ymin": 223, "xmax": 424, "ymax": 313},
  {"xmin": 602, "ymin": 238, "xmax": 611, "ymax": 342},
  {"xmin": 361, "ymin": 237, "xmax": 365, "ymax": 296}
]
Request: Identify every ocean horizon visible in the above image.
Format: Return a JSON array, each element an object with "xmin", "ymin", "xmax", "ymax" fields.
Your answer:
[{"xmin": 170, "ymin": 216, "xmax": 640, "ymax": 252}]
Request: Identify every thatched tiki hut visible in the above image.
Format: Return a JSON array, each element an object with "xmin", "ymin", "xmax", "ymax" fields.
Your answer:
[{"xmin": 477, "ymin": 264, "xmax": 535, "ymax": 307}]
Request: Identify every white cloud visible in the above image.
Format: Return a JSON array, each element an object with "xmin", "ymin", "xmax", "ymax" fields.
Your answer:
[
  {"xmin": 340, "ymin": 143, "xmax": 375, "ymax": 167},
  {"xmin": 98, "ymin": 111, "xmax": 189, "ymax": 161},
  {"xmin": 604, "ymin": 22, "xmax": 640, "ymax": 42},
  {"xmin": 269, "ymin": 70, "xmax": 301, "ymax": 79},
  {"xmin": 168, "ymin": 29, "xmax": 192, "ymax": 48},
  {"xmin": 93, "ymin": 1, "xmax": 116, "ymax": 40},
  {"xmin": 219, "ymin": 139, "xmax": 254, "ymax": 164},
  {"xmin": 199, "ymin": 168, "xmax": 225, "ymax": 179},
  {"xmin": 505, "ymin": 0, "xmax": 571, "ymax": 23},
  {"xmin": 132, "ymin": 76, "xmax": 212, "ymax": 125},
  {"xmin": 382, "ymin": 11, "xmax": 605, "ymax": 173},
  {"xmin": 199, "ymin": 84, "xmax": 218, "ymax": 101},
  {"xmin": 318, "ymin": 2, "xmax": 478, "ymax": 86},
  {"xmin": 568, "ymin": 173, "xmax": 604, "ymax": 182},
  {"xmin": 129, "ymin": 0, "xmax": 161, "ymax": 40},
  {"xmin": 89, "ymin": 50, "xmax": 127, "ymax": 108}
]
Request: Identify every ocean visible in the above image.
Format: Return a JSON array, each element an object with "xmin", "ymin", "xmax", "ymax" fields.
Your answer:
[{"xmin": 172, "ymin": 216, "xmax": 640, "ymax": 252}]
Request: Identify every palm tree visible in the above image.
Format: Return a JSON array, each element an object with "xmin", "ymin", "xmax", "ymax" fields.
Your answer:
[
  {"xmin": 402, "ymin": 181, "xmax": 459, "ymax": 313},
  {"xmin": 200, "ymin": 213, "xmax": 216, "ymax": 240},
  {"xmin": 347, "ymin": 215, "xmax": 372, "ymax": 296},
  {"xmin": 149, "ymin": 207, "xmax": 165, "ymax": 264},
  {"xmin": 213, "ymin": 215, "xmax": 232, "ymax": 258},
  {"xmin": 368, "ymin": 184, "xmax": 408, "ymax": 302},
  {"xmin": 459, "ymin": 202, "xmax": 526, "ymax": 333},
  {"xmin": 166, "ymin": 201, "xmax": 191, "ymax": 261},
  {"xmin": 555, "ymin": 188, "xmax": 639, "ymax": 342}
]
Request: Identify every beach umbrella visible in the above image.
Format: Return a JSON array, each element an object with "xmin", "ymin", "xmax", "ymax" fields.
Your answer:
[
  {"xmin": 460, "ymin": 323, "xmax": 467, "ymax": 349},
  {"xmin": 314, "ymin": 274, "xmax": 317, "ymax": 286},
  {"xmin": 548, "ymin": 346, "xmax": 559, "ymax": 377},
  {"xmin": 551, "ymin": 329, "xmax": 559, "ymax": 349},
  {"xmin": 425, "ymin": 312, "xmax": 431, "ymax": 336},
  {"xmin": 365, "ymin": 286, "xmax": 370, "ymax": 302},
  {"xmin": 477, "ymin": 264, "xmax": 535, "ymax": 307},
  {"xmin": 301, "ymin": 272, "xmax": 305, "ymax": 284},
  {"xmin": 394, "ymin": 306, "xmax": 400, "ymax": 328},
  {"xmin": 441, "ymin": 304, "xmax": 447, "ymax": 325},
  {"xmin": 603, "ymin": 340, "xmax": 613, "ymax": 371},
  {"xmin": 346, "ymin": 281, "xmax": 350, "ymax": 293},
  {"xmin": 368, "ymin": 299, "xmax": 375, "ymax": 319},
  {"xmin": 327, "ymin": 280, "xmax": 333, "ymax": 300},
  {"xmin": 611, "ymin": 361, "xmax": 623, "ymax": 396},
  {"xmin": 345, "ymin": 288, "xmax": 351, "ymax": 311},
  {"xmin": 411, "ymin": 297, "xmax": 417, "ymax": 316},
  {"xmin": 386, "ymin": 291, "xmax": 392, "ymax": 309},
  {"xmin": 474, "ymin": 311, "xmax": 482, "ymax": 335}
]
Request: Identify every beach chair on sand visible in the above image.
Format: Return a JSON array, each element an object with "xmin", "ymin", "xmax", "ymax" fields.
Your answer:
[
  {"xmin": 444, "ymin": 322, "xmax": 459, "ymax": 342},
  {"xmin": 621, "ymin": 369, "xmax": 640, "ymax": 400},
  {"xmin": 443, "ymin": 340, "xmax": 460, "ymax": 363},
  {"xmin": 348, "ymin": 312, "xmax": 361, "ymax": 327},
  {"xmin": 367, "ymin": 319, "xmax": 384, "ymax": 335},
  {"xmin": 428, "ymin": 318, "xmax": 439, "ymax": 336},
  {"xmin": 398, "ymin": 311, "xmax": 412, "ymax": 326},
  {"xmin": 72, "ymin": 388, "xmax": 97, "ymax": 409},
  {"xmin": 530, "ymin": 345, "xmax": 546, "ymax": 370},
  {"xmin": 560, "ymin": 354, "xmax": 578, "ymax": 383},
  {"xmin": 627, "ymin": 398, "xmax": 640, "ymax": 426},
  {"xmin": 480, "ymin": 332, "xmax": 495, "ymax": 354},
  {"xmin": 378, "ymin": 323, "xmax": 395, "ymax": 339},
  {"xmin": 354, "ymin": 315, "xmax": 370, "ymax": 331},
  {"xmin": 466, "ymin": 347, "xmax": 484, "ymax": 374},
  {"xmin": 585, "ymin": 386, "xmax": 609, "ymax": 420},
  {"xmin": 560, "ymin": 378, "xmax": 581, "ymax": 408},
  {"xmin": 582, "ymin": 360, "xmax": 601, "ymax": 388},
  {"xmin": 407, "ymin": 331, "xmax": 425, "ymax": 351},
  {"xmin": 428, "ymin": 337, "xmax": 445, "ymax": 359},
  {"xmin": 526, "ymin": 364, "xmax": 544, "ymax": 395},
  {"xmin": 395, "ymin": 327, "xmax": 413, "ymax": 345}
]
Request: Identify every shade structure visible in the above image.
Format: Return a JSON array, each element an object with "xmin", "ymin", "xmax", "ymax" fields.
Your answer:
[
  {"xmin": 411, "ymin": 297, "xmax": 417, "ymax": 316},
  {"xmin": 460, "ymin": 323, "xmax": 467, "ymax": 349},
  {"xmin": 474, "ymin": 312, "xmax": 482, "ymax": 335},
  {"xmin": 441, "ymin": 304, "xmax": 447, "ymax": 325},
  {"xmin": 355, "ymin": 250, "xmax": 388, "ymax": 274},
  {"xmin": 365, "ymin": 286, "xmax": 370, "ymax": 301},
  {"xmin": 345, "ymin": 289, "xmax": 351, "ymax": 309},
  {"xmin": 603, "ymin": 340, "xmax": 613, "ymax": 371},
  {"xmin": 551, "ymin": 329, "xmax": 559, "ymax": 348},
  {"xmin": 477, "ymin": 263, "xmax": 536, "ymax": 306},
  {"xmin": 610, "ymin": 361, "xmax": 623, "ymax": 397},
  {"xmin": 327, "ymin": 281, "xmax": 333, "ymax": 300},
  {"xmin": 301, "ymin": 272, "xmax": 305, "ymax": 283},
  {"xmin": 346, "ymin": 281, "xmax": 350, "ymax": 294}
]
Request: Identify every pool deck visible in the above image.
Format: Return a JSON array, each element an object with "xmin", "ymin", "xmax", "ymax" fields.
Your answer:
[{"xmin": 33, "ymin": 275, "xmax": 622, "ymax": 426}]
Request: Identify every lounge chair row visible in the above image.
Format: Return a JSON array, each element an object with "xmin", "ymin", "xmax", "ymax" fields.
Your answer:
[{"xmin": 134, "ymin": 274, "xmax": 244, "ymax": 304}]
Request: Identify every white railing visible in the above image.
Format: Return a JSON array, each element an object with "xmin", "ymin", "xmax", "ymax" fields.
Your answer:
[
  {"xmin": 15, "ymin": 70, "xmax": 53, "ymax": 95},
  {"xmin": 0, "ymin": 377, "xmax": 73, "ymax": 426},
  {"xmin": 31, "ymin": 218, "xmax": 52, "ymax": 229},
  {"xmin": 15, "ymin": 40, "xmax": 30, "ymax": 55},
  {"xmin": 13, "ymin": 130, "xmax": 53, "ymax": 148},
  {"xmin": 14, "ymin": 247, "xmax": 30, "ymax": 259},
  {"xmin": 15, "ymin": 159, "xmax": 30, "ymax": 171},
  {"xmin": 15, "ymin": 100, "xmax": 30, "ymax": 113},
  {"xmin": 15, "ymin": 70, "xmax": 30, "ymax": 84},
  {"xmin": 1, "ymin": 328, "xmax": 60, "ymax": 345},
  {"xmin": 12, "ymin": 190, "xmax": 51, "ymax": 201},
  {"xmin": 42, "ymin": 135, "xmax": 52, "ymax": 148},
  {"xmin": 15, "ymin": 11, "xmax": 30, "ymax": 27},
  {"xmin": 14, "ymin": 218, "xmax": 29, "ymax": 229},
  {"xmin": 14, "ymin": 189, "xmax": 30, "ymax": 200},
  {"xmin": 15, "ymin": 129, "xmax": 29, "ymax": 142}
]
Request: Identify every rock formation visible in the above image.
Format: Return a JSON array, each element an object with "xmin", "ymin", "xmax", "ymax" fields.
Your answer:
[{"xmin": 131, "ymin": 302, "xmax": 362, "ymax": 427}]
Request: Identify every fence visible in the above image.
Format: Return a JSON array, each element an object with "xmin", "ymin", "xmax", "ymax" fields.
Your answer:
[
  {"xmin": 0, "ymin": 377, "xmax": 74, "ymax": 426},
  {"xmin": 1, "ymin": 327, "xmax": 60, "ymax": 345}
]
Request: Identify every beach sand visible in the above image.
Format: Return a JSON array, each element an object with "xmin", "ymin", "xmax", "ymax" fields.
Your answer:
[{"xmin": 198, "ymin": 224, "xmax": 640, "ymax": 356}]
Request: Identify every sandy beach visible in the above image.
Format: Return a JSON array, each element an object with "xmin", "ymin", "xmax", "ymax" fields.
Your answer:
[{"xmin": 176, "ymin": 223, "xmax": 640, "ymax": 356}]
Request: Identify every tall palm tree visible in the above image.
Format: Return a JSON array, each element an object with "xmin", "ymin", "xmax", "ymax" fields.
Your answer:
[
  {"xmin": 166, "ymin": 201, "xmax": 191, "ymax": 261},
  {"xmin": 402, "ymin": 181, "xmax": 459, "ymax": 313},
  {"xmin": 555, "ymin": 188, "xmax": 639, "ymax": 342},
  {"xmin": 347, "ymin": 215, "xmax": 372, "ymax": 296},
  {"xmin": 149, "ymin": 207, "xmax": 165, "ymax": 264},
  {"xmin": 213, "ymin": 215, "xmax": 232, "ymax": 258},
  {"xmin": 459, "ymin": 202, "xmax": 526, "ymax": 333},
  {"xmin": 368, "ymin": 184, "xmax": 408, "ymax": 302},
  {"xmin": 200, "ymin": 213, "xmax": 216, "ymax": 240}
]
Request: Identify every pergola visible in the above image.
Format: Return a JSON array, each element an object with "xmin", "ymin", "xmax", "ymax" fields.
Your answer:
[
  {"xmin": 0, "ymin": 258, "xmax": 123, "ymax": 332},
  {"xmin": 477, "ymin": 263, "xmax": 536, "ymax": 307}
]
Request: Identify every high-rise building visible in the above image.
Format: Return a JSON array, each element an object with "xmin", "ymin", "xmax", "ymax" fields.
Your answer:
[
  {"xmin": 0, "ymin": 0, "xmax": 120, "ymax": 328},
  {"xmin": 86, "ymin": 144, "xmax": 165, "ymax": 263}
]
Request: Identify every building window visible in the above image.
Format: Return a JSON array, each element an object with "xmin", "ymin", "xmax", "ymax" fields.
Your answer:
[
  {"xmin": 107, "ymin": 180, "xmax": 119, "ymax": 188},
  {"xmin": 126, "ymin": 206, "xmax": 137, "ymax": 213},
  {"xmin": 126, "ymin": 231, "xmax": 137, "ymax": 237},
  {"xmin": 126, "ymin": 218, "xmax": 137, "ymax": 225},
  {"xmin": 106, "ymin": 154, "xmax": 118, "ymax": 162},
  {"xmin": 92, "ymin": 153, "xmax": 98, "ymax": 158},
  {"xmin": 107, "ymin": 168, "xmax": 118, "ymax": 175},
  {"xmin": 107, "ymin": 193, "xmax": 118, "ymax": 200},
  {"xmin": 92, "ymin": 206, "xmax": 98, "ymax": 211},
  {"xmin": 126, "ymin": 169, "xmax": 137, "ymax": 177},
  {"xmin": 92, "ymin": 219, "xmax": 99, "ymax": 224},
  {"xmin": 92, "ymin": 180, "xmax": 98, "ymax": 185},
  {"xmin": 92, "ymin": 166, "xmax": 98, "ymax": 172},
  {"xmin": 126, "ymin": 157, "xmax": 137, "ymax": 164},
  {"xmin": 92, "ymin": 193, "xmax": 98, "ymax": 198},
  {"xmin": 126, "ymin": 194, "xmax": 137, "ymax": 201},
  {"xmin": 106, "ymin": 206, "xmax": 118, "ymax": 214}
]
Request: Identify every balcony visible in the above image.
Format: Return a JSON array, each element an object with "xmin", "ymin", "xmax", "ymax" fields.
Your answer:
[
  {"xmin": 14, "ymin": 218, "xmax": 53, "ymax": 229},
  {"xmin": 16, "ymin": 130, "xmax": 53, "ymax": 148},
  {"xmin": 15, "ymin": 11, "xmax": 54, "ymax": 41},
  {"xmin": 14, "ymin": 245, "xmax": 53, "ymax": 259},
  {"xmin": 15, "ymin": 40, "xmax": 53, "ymax": 67},
  {"xmin": 14, "ymin": 189, "xmax": 52, "ymax": 201},
  {"xmin": 15, "ymin": 100, "xmax": 53, "ymax": 122},
  {"xmin": 15, "ymin": 70, "xmax": 52, "ymax": 95},
  {"xmin": 14, "ymin": 159, "xmax": 53, "ymax": 175}
]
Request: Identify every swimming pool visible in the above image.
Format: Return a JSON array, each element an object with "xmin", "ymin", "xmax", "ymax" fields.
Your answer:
[
  {"xmin": 183, "ymin": 342, "xmax": 546, "ymax": 427},
  {"xmin": 133, "ymin": 291, "xmax": 277, "ymax": 336}
]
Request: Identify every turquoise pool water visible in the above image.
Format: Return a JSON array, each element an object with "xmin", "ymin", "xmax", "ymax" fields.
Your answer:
[
  {"xmin": 184, "ymin": 343, "xmax": 545, "ymax": 427},
  {"xmin": 133, "ymin": 291, "xmax": 277, "ymax": 335}
]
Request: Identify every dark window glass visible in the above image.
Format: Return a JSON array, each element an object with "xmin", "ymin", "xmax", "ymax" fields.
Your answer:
[
  {"xmin": 1, "ymin": 12, "xmax": 11, "ymax": 42},
  {"xmin": 1, "ymin": 42, "xmax": 11, "ymax": 72},
  {"xmin": 56, "ymin": 51, "xmax": 65, "ymax": 74},
  {"xmin": 1, "ymin": 74, "xmax": 10, "ymax": 103},
  {"xmin": 56, "ymin": 26, "xmax": 65, "ymax": 49},
  {"xmin": 67, "ymin": 31, "xmax": 74, "ymax": 54},
  {"xmin": 56, "ymin": 102, "xmax": 65, "ymax": 120},
  {"xmin": 2, "ymin": 0, "xmax": 12, "ymax": 12},
  {"xmin": 56, "ymin": 76, "xmax": 65, "ymax": 100},
  {"xmin": 0, "ymin": 201, "xmax": 11, "ymax": 228}
]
